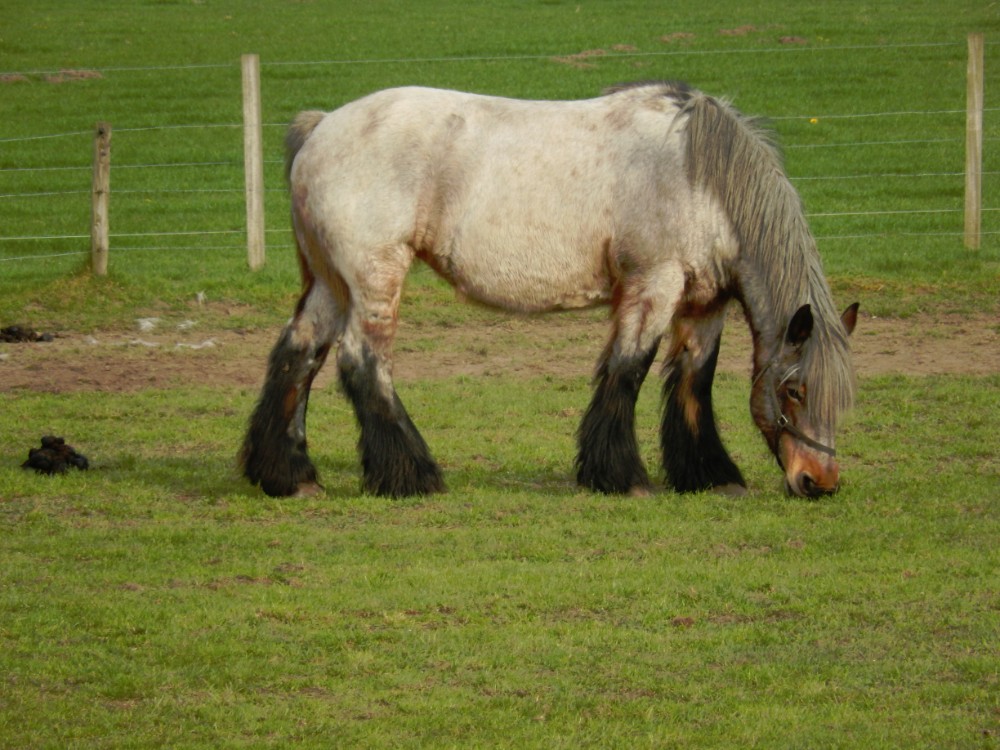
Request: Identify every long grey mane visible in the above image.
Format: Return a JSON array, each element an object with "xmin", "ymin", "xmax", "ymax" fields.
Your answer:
[{"xmin": 627, "ymin": 81, "xmax": 855, "ymax": 426}]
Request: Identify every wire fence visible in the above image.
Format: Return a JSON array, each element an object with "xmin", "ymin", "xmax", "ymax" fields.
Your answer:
[{"xmin": 0, "ymin": 40, "xmax": 995, "ymax": 269}]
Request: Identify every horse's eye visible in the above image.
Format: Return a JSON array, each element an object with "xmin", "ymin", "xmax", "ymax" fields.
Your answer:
[{"xmin": 787, "ymin": 386, "xmax": 803, "ymax": 403}]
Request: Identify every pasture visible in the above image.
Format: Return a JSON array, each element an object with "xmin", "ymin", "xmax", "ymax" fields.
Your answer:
[{"xmin": 2, "ymin": 1, "xmax": 999, "ymax": 747}]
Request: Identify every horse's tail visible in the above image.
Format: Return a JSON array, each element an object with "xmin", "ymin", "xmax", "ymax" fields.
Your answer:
[{"xmin": 285, "ymin": 110, "xmax": 325, "ymax": 183}]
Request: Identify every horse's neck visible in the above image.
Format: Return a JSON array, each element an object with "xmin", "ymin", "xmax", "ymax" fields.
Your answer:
[
  {"xmin": 737, "ymin": 267, "xmax": 790, "ymax": 374},
  {"xmin": 747, "ymin": 320, "xmax": 781, "ymax": 381}
]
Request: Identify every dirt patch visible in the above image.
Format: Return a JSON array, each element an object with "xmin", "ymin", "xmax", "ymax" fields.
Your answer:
[
  {"xmin": 719, "ymin": 25, "xmax": 761, "ymax": 37},
  {"xmin": 660, "ymin": 33, "xmax": 697, "ymax": 45},
  {"xmin": 1, "ymin": 312, "xmax": 996, "ymax": 395},
  {"xmin": 45, "ymin": 69, "xmax": 103, "ymax": 84}
]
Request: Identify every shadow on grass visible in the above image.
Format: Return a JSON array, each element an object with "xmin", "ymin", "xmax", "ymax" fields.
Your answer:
[{"xmin": 19, "ymin": 429, "xmax": 800, "ymax": 508}]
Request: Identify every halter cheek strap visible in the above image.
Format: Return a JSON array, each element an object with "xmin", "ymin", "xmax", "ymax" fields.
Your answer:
[
  {"xmin": 776, "ymin": 414, "xmax": 837, "ymax": 457},
  {"xmin": 754, "ymin": 359, "xmax": 837, "ymax": 458}
]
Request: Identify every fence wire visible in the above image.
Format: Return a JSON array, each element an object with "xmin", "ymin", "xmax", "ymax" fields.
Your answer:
[{"xmin": 0, "ymin": 40, "xmax": 993, "ymax": 264}]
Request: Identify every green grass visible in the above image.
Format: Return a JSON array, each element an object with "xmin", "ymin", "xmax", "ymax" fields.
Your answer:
[{"xmin": 1, "ymin": 373, "xmax": 998, "ymax": 748}]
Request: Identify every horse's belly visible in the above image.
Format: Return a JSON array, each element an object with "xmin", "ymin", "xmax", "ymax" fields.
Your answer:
[
  {"xmin": 435, "ymin": 234, "xmax": 613, "ymax": 313},
  {"xmin": 419, "ymin": 170, "xmax": 618, "ymax": 312}
]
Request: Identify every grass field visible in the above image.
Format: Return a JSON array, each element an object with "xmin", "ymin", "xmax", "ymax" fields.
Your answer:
[
  {"xmin": 1, "ymin": 372, "xmax": 998, "ymax": 747},
  {"xmin": 2, "ymin": 1, "xmax": 999, "ymax": 747}
]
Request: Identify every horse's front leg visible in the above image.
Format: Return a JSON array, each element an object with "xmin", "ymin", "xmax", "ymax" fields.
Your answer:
[
  {"xmin": 661, "ymin": 314, "xmax": 746, "ymax": 494},
  {"xmin": 576, "ymin": 267, "xmax": 684, "ymax": 495},
  {"xmin": 240, "ymin": 282, "xmax": 339, "ymax": 497},
  {"xmin": 576, "ymin": 345, "xmax": 659, "ymax": 494}
]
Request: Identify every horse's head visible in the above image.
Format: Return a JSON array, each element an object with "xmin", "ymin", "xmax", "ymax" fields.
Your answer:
[{"xmin": 751, "ymin": 302, "xmax": 859, "ymax": 498}]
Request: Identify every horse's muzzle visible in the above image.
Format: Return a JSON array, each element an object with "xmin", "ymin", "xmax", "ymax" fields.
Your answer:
[{"xmin": 785, "ymin": 471, "xmax": 839, "ymax": 498}]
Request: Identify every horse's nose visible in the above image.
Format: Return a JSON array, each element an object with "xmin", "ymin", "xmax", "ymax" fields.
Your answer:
[{"xmin": 789, "ymin": 471, "xmax": 838, "ymax": 498}]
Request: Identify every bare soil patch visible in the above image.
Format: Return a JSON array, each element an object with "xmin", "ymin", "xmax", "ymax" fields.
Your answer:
[{"xmin": 0, "ymin": 312, "xmax": 996, "ymax": 395}]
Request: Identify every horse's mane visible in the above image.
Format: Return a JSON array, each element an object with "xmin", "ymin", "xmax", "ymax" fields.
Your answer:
[{"xmin": 609, "ymin": 81, "xmax": 855, "ymax": 425}]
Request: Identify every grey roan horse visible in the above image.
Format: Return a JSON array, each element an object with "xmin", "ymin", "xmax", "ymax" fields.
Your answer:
[{"xmin": 240, "ymin": 81, "xmax": 858, "ymax": 499}]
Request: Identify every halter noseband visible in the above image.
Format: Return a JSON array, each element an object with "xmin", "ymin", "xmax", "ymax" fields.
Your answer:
[{"xmin": 753, "ymin": 358, "xmax": 837, "ymax": 458}]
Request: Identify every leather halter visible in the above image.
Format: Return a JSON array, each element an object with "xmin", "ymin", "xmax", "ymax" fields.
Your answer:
[{"xmin": 752, "ymin": 358, "xmax": 837, "ymax": 458}]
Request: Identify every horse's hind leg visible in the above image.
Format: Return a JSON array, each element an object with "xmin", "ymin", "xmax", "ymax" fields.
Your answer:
[
  {"xmin": 240, "ymin": 279, "xmax": 342, "ymax": 497},
  {"xmin": 338, "ymin": 343, "xmax": 444, "ymax": 497},
  {"xmin": 661, "ymin": 312, "xmax": 746, "ymax": 494},
  {"xmin": 336, "ymin": 246, "xmax": 444, "ymax": 498}
]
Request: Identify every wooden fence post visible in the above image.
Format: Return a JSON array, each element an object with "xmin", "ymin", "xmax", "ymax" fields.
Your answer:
[
  {"xmin": 242, "ymin": 53, "xmax": 266, "ymax": 270},
  {"xmin": 965, "ymin": 32, "xmax": 984, "ymax": 250},
  {"xmin": 91, "ymin": 121, "xmax": 111, "ymax": 276}
]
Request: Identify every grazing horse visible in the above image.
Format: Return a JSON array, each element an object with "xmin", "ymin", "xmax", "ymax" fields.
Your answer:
[{"xmin": 240, "ymin": 81, "xmax": 858, "ymax": 499}]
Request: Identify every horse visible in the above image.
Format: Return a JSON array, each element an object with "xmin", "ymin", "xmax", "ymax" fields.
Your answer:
[{"xmin": 240, "ymin": 81, "xmax": 858, "ymax": 500}]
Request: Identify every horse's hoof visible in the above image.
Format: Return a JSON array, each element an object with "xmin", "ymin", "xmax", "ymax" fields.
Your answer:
[
  {"xmin": 293, "ymin": 481, "xmax": 325, "ymax": 498},
  {"xmin": 713, "ymin": 482, "xmax": 747, "ymax": 497},
  {"xmin": 628, "ymin": 485, "xmax": 653, "ymax": 498}
]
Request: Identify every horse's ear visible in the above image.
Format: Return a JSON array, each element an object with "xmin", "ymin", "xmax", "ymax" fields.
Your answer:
[
  {"xmin": 841, "ymin": 302, "xmax": 859, "ymax": 336},
  {"xmin": 785, "ymin": 304, "xmax": 813, "ymax": 347}
]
